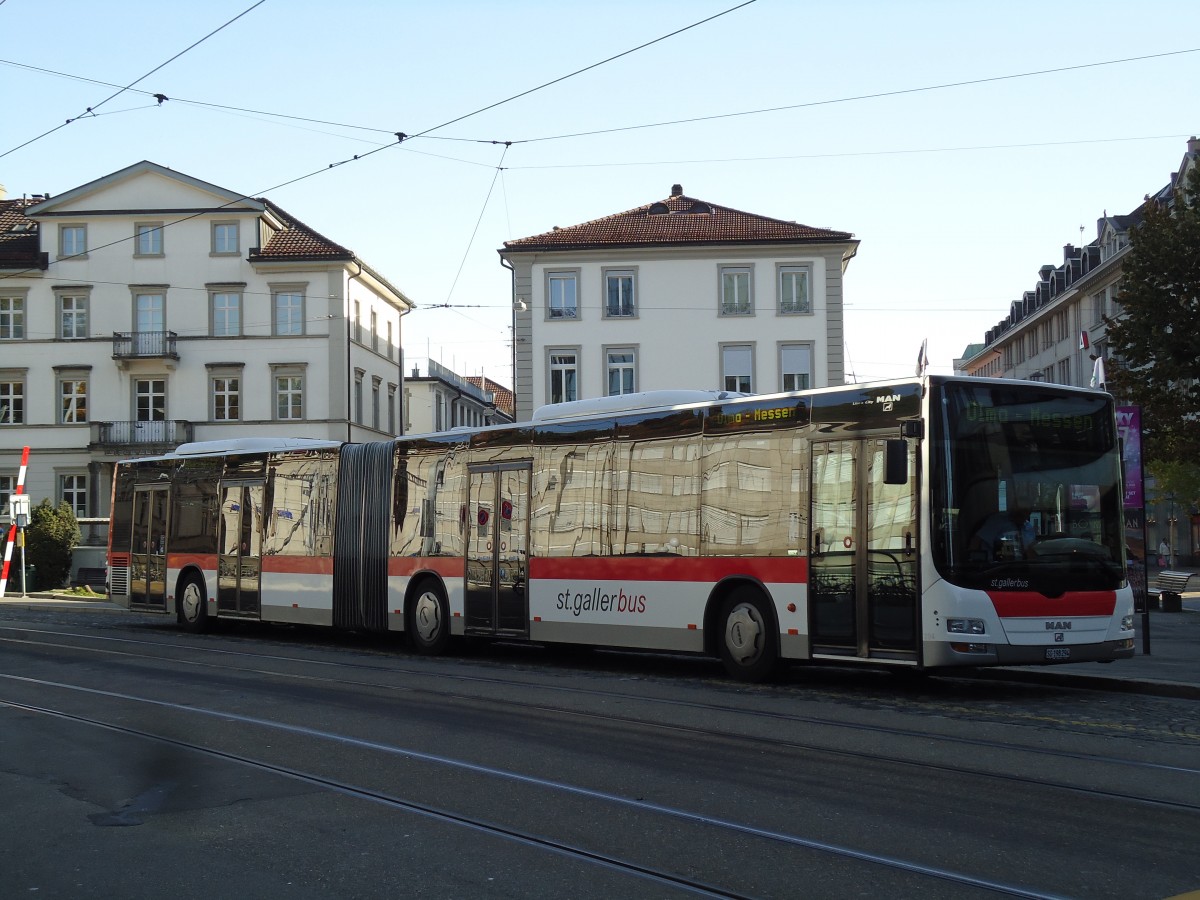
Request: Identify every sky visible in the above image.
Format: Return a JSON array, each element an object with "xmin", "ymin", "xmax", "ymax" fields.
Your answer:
[{"xmin": 2, "ymin": 0, "xmax": 1197, "ymax": 389}]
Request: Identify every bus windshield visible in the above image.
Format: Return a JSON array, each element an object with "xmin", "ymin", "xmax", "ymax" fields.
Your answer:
[{"xmin": 931, "ymin": 381, "xmax": 1125, "ymax": 593}]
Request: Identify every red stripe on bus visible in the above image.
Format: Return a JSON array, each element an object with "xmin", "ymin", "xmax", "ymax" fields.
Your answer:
[
  {"xmin": 167, "ymin": 554, "xmax": 217, "ymax": 570},
  {"xmin": 989, "ymin": 591, "xmax": 1116, "ymax": 617},
  {"xmin": 389, "ymin": 557, "xmax": 465, "ymax": 577},
  {"xmin": 262, "ymin": 557, "xmax": 334, "ymax": 575},
  {"xmin": 530, "ymin": 556, "xmax": 807, "ymax": 583}
]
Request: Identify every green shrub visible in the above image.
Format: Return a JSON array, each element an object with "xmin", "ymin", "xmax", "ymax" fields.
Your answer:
[{"xmin": 25, "ymin": 500, "xmax": 81, "ymax": 590}]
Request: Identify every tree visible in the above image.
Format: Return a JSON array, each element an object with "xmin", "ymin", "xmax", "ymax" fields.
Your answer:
[
  {"xmin": 25, "ymin": 499, "xmax": 81, "ymax": 590},
  {"xmin": 1150, "ymin": 459, "xmax": 1200, "ymax": 513},
  {"xmin": 1107, "ymin": 165, "xmax": 1200, "ymax": 469}
]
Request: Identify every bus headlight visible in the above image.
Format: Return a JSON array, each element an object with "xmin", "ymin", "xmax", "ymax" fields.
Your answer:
[
  {"xmin": 1121, "ymin": 614, "xmax": 1134, "ymax": 631},
  {"xmin": 947, "ymin": 618, "xmax": 986, "ymax": 635}
]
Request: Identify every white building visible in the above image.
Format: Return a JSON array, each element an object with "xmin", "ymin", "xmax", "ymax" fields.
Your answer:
[
  {"xmin": 404, "ymin": 360, "xmax": 513, "ymax": 434},
  {"xmin": 498, "ymin": 184, "xmax": 859, "ymax": 421},
  {"xmin": 0, "ymin": 161, "xmax": 413, "ymax": 565}
]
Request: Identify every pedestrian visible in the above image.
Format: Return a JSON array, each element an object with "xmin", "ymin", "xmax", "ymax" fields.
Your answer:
[{"xmin": 1158, "ymin": 537, "xmax": 1170, "ymax": 568}]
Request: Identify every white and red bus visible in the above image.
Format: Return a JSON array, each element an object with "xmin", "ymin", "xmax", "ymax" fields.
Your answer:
[{"xmin": 108, "ymin": 376, "xmax": 1135, "ymax": 680}]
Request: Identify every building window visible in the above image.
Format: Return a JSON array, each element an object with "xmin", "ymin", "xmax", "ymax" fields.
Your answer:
[
  {"xmin": 135, "ymin": 378, "xmax": 166, "ymax": 422},
  {"xmin": 778, "ymin": 265, "xmax": 811, "ymax": 314},
  {"xmin": 370, "ymin": 310, "xmax": 378, "ymax": 353},
  {"xmin": 58, "ymin": 293, "xmax": 89, "ymax": 339},
  {"xmin": 606, "ymin": 347, "xmax": 637, "ymax": 396},
  {"xmin": 0, "ymin": 377, "xmax": 24, "ymax": 424},
  {"xmin": 780, "ymin": 343, "xmax": 812, "ymax": 392},
  {"xmin": 547, "ymin": 270, "xmax": 579, "ymax": 319},
  {"xmin": 273, "ymin": 288, "xmax": 305, "ymax": 335},
  {"xmin": 1, "ymin": 296, "xmax": 26, "ymax": 340},
  {"xmin": 60, "ymin": 474, "xmax": 88, "ymax": 518},
  {"xmin": 134, "ymin": 223, "xmax": 164, "ymax": 256},
  {"xmin": 211, "ymin": 290, "xmax": 242, "ymax": 337},
  {"xmin": 60, "ymin": 377, "xmax": 88, "ymax": 424},
  {"xmin": 274, "ymin": 373, "xmax": 305, "ymax": 420},
  {"xmin": 354, "ymin": 369, "xmax": 364, "ymax": 424},
  {"xmin": 603, "ymin": 269, "xmax": 636, "ymax": 318},
  {"xmin": 548, "ymin": 349, "xmax": 579, "ymax": 404},
  {"xmin": 386, "ymin": 321, "xmax": 395, "ymax": 360},
  {"xmin": 212, "ymin": 376, "xmax": 240, "ymax": 421},
  {"xmin": 212, "ymin": 222, "xmax": 240, "ymax": 255},
  {"xmin": 354, "ymin": 301, "xmax": 362, "ymax": 344},
  {"xmin": 388, "ymin": 384, "xmax": 397, "ymax": 434},
  {"xmin": 719, "ymin": 266, "xmax": 752, "ymax": 316},
  {"xmin": 59, "ymin": 225, "xmax": 87, "ymax": 258},
  {"xmin": 135, "ymin": 292, "xmax": 165, "ymax": 333},
  {"xmin": 721, "ymin": 344, "xmax": 754, "ymax": 393},
  {"xmin": 372, "ymin": 377, "xmax": 382, "ymax": 430}
]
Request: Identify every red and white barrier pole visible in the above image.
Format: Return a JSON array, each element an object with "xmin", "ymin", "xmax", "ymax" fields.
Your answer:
[{"xmin": 1, "ymin": 446, "xmax": 31, "ymax": 597}]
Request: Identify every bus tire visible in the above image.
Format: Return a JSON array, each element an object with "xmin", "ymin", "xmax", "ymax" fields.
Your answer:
[
  {"xmin": 408, "ymin": 579, "xmax": 450, "ymax": 655},
  {"xmin": 718, "ymin": 587, "xmax": 779, "ymax": 682},
  {"xmin": 178, "ymin": 573, "xmax": 209, "ymax": 633}
]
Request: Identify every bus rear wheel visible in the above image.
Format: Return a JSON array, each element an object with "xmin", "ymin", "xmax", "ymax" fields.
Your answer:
[
  {"xmin": 408, "ymin": 579, "xmax": 450, "ymax": 655},
  {"xmin": 178, "ymin": 574, "xmax": 209, "ymax": 633},
  {"xmin": 718, "ymin": 587, "xmax": 778, "ymax": 682}
]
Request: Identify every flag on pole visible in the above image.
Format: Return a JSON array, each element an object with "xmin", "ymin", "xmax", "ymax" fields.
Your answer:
[
  {"xmin": 1090, "ymin": 356, "xmax": 1107, "ymax": 389},
  {"xmin": 915, "ymin": 339, "xmax": 929, "ymax": 376},
  {"xmin": 1079, "ymin": 331, "xmax": 1090, "ymax": 351}
]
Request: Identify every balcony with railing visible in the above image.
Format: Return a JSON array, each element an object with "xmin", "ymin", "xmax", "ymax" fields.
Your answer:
[
  {"xmin": 91, "ymin": 419, "xmax": 193, "ymax": 453},
  {"xmin": 112, "ymin": 330, "xmax": 179, "ymax": 360}
]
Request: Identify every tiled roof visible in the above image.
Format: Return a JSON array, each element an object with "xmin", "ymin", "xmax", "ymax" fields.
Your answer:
[
  {"xmin": 503, "ymin": 185, "xmax": 853, "ymax": 252},
  {"xmin": 466, "ymin": 376, "xmax": 515, "ymax": 416},
  {"xmin": 1, "ymin": 194, "xmax": 352, "ymax": 269},
  {"xmin": 0, "ymin": 198, "xmax": 44, "ymax": 269},
  {"xmin": 252, "ymin": 200, "xmax": 354, "ymax": 261}
]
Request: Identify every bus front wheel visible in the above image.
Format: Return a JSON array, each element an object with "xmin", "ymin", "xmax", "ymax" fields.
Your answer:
[
  {"xmin": 409, "ymin": 580, "xmax": 450, "ymax": 655},
  {"xmin": 718, "ymin": 588, "xmax": 778, "ymax": 682},
  {"xmin": 178, "ymin": 574, "xmax": 209, "ymax": 633}
]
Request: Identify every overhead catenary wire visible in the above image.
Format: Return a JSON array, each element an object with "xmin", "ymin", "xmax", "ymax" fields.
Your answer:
[{"xmin": 0, "ymin": 0, "xmax": 268, "ymax": 161}]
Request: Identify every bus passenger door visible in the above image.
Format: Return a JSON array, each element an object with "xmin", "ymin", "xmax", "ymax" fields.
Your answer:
[
  {"xmin": 218, "ymin": 481, "xmax": 263, "ymax": 618},
  {"xmin": 130, "ymin": 486, "xmax": 169, "ymax": 609},
  {"xmin": 809, "ymin": 441, "xmax": 858, "ymax": 652},
  {"xmin": 810, "ymin": 439, "xmax": 919, "ymax": 660},
  {"xmin": 465, "ymin": 463, "xmax": 531, "ymax": 637}
]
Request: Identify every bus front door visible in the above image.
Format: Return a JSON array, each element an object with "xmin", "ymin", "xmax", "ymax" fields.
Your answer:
[
  {"xmin": 465, "ymin": 463, "xmax": 531, "ymax": 637},
  {"xmin": 809, "ymin": 438, "xmax": 919, "ymax": 661},
  {"xmin": 130, "ymin": 486, "xmax": 169, "ymax": 609},
  {"xmin": 218, "ymin": 482, "xmax": 263, "ymax": 618}
]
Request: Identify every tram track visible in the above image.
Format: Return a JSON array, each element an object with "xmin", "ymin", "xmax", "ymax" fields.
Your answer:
[
  {"xmin": 3, "ymin": 623, "xmax": 1198, "ymax": 818},
  {"xmin": 0, "ymin": 683, "xmax": 1071, "ymax": 900}
]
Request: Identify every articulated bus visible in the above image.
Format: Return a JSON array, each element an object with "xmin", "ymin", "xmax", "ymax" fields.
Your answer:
[{"xmin": 108, "ymin": 375, "xmax": 1135, "ymax": 680}]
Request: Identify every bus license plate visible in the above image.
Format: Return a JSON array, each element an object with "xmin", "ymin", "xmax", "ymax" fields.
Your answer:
[{"xmin": 1045, "ymin": 647, "xmax": 1071, "ymax": 660}]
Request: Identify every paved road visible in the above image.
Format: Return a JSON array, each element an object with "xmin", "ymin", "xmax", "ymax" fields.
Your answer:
[{"xmin": 1, "ymin": 605, "xmax": 1197, "ymax": 899}]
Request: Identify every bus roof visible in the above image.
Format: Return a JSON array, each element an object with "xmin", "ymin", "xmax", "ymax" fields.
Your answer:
[
  {"xmin": 171, "ymin": 437, "xmax": 342, "ymax": 458},
  {"xmin": 532, "ymin": 390, "xmax": 748, "ymax": 422}
]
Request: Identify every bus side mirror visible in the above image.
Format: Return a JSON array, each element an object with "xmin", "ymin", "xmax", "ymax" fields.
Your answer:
[{"xmin": 884, "ymin": 439, "xmax": 909, "ymax": 485}]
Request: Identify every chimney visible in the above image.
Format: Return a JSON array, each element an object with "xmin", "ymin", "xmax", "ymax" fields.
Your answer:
[
  {"xmin": 670, "ymin": 184, "xmax": 683, "ymax": 197},
  {"xmin": 1189, "ymin": 135, "xmax": 1199, "ymax": 154}
]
